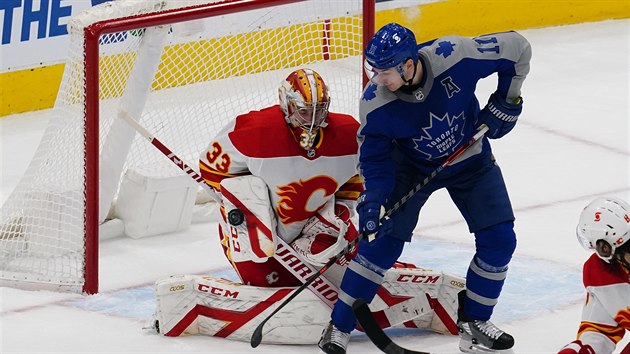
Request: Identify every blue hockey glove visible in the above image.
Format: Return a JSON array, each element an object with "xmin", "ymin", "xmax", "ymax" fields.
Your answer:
[
  {"xmin": 478, "ymin": 92, "xmax": 523, "ymax": 139},
  {"xmin": 357, "ymin": 190, "xmax": 392, "ymax": 241}
]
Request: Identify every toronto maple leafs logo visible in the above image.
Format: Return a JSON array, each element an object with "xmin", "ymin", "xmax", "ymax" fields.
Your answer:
[
  {"xmin": 436, "ymin": 41, "xmax": 456, "ymax": 58},
  {"xmin": 412, "ymin": 111, "xmax": 465, "ymax": 159}
]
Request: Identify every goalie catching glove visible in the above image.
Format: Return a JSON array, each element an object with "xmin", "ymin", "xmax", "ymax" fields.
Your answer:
[{"xmin": 291, "ymin": 198, "xmax": 359, "ymax": 266}]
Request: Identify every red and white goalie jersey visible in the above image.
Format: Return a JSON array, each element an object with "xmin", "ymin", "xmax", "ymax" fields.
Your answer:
[
  {"xmin": 200, "ymin": 105, "xmax": 362, "ymax": 243},
  {"xmin": 560, "ymin": 253, "xmax": 630, "ymax": 354},
  {"xmin": 199, "ymin": 105, "xmax": 362, "ymax": 286}
]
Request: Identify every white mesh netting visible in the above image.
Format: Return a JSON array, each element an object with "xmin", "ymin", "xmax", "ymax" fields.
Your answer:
[{"xmin": 0, "ymin": 0, "xmax": 366, "ymax": 293}]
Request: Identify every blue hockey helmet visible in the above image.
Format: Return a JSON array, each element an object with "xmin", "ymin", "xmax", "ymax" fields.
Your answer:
[{"xmin": 364, "ymin": 23, "xmax": 418, "ymax": 70}]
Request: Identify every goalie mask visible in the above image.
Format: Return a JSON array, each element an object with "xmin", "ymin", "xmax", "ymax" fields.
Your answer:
[
  {"xmin": 576, "ymin": 197, "xmax": 630, "ymax": 266},
  {"xmin": 279, "ymin": 68, "xmax": 330, "ymax": 133}
]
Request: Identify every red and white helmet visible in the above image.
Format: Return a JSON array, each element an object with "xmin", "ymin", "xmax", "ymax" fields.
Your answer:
[
  {"xmin": 576, "ymin": 197, "xmax": 630, "ymax": 263},
  {"xmin": 278, "ymin": 69, "xmax": 330, "ymax": 132}
]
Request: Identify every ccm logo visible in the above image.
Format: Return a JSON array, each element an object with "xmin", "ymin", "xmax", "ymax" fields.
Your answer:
[
  {"xmin": 169, "ymin": 285, "xmax": 185, "ymax": 292},
  {"xmin": 197, "ymin": 284, "xmax": 239, "ymax": 298},
  {"xmin": 450, "ymin": 280, "xmax": 465, "ymax": 288},
  {"xmin": 594, "ymin": 212, "xmax": 601, "ymax": 222},
  {"xmin": 396, "ymin": 274, "xmax": 440, "ymax": 283}
]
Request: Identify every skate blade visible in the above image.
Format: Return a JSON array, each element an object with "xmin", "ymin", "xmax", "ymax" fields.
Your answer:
[{"xmin": 459, "ymin": 337, "xmax": 514, "ymax": 354}]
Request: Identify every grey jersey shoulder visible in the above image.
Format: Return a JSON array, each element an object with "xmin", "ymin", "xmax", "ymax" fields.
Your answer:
[
  {"xmin": 421, "ymin": 31, "xmax": 531, "ymax": 77},
  {"xmin": 359, "ymin": 84, "xmax": 398, "ymax": 125}
]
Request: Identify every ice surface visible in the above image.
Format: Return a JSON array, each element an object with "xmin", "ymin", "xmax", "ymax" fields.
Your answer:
[{"xmin": 1, "ymin": 19, "xmax": 629, "ymax": 354}]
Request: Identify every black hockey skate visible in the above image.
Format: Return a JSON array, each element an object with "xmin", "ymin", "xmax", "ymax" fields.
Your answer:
[
  {"xmin": 318, "ymin": 322, "xmax": 350, "ymax": 354},
  {"xmin": 456, "ymin": 291, "xmax": 514, "ymax": 353}
]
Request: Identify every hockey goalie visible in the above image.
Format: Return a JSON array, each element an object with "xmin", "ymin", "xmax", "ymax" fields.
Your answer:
[{"xmin": 148, "ymin": 69, "xmax": 465, "ymax": 344}]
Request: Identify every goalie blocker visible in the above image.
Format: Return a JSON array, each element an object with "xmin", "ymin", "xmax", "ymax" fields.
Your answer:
[{"xmin": 148, "ymin": 176, "xmax": 465, "ymax": 344}]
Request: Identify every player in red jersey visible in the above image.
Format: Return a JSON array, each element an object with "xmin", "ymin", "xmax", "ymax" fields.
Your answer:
[
  {"xmin": 199, "ymin": 68, "xmax": 363, "ymax": 287},
  {"xmin": 558, "ymin": 197, "xmax": 630, "ymax": 354}
]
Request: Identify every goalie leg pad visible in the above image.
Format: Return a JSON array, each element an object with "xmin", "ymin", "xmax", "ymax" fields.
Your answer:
[
  {"xmin": 371, "ymin": 265, "xmax": 465, "ymax": 335},
  {"xmin": 153, "ymin": 275, "xmax": 332, "ymax": 344}
]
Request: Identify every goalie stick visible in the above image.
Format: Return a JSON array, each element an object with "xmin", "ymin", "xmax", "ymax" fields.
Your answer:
[
  {"xmin": 122, "ymin": 109, "xmax": 487, "ymax": 348},
  {"xmin": 119, "ymin": 111, "xmax": 339, "ymax": 313},
  {"xmin": 119, "ymin": 110, "xmax": 223, "ymax": 203},
  {"xmin": 121, "ymin": 108, "xmax": 343, "ymax": 295},
  {"xmin": 353, "ymin": 298, "xmax": 431, "ymax": 354},
  {"xmin": 250, "ymin": 124, "xmax": 488, "ymax": 348}
]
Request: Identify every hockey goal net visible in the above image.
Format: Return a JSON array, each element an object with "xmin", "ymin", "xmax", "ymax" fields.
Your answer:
[{"xmin": 0, "ymin": 0, "xmax": 374, "ymax": 294}]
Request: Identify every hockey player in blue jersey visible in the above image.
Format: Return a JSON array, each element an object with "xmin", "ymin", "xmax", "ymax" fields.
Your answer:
[{"xmin": 318, "ymin": 23, "xmax": 531, "ymax": 354}]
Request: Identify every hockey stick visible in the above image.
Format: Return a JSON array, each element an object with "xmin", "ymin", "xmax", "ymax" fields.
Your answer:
[
  {"xmin": 250, "ymin": 124, "xmax": 488, "ymax": 348},
  {"xmin": 351, "ymin": 126, "xmax": 490, "ymax": 354},
  {"xmin": 353, "ymin": 298, "xmax": 431, "ymax": 354},
  {"xmin": 385, "ymin": 124, "xmax": 489, "ymax": 225},
  {"xmin": 120, "ymin": 110, "xmax": 342, "ymax": 323},
  {"xmin": 119, "ymin": 110, "xmax": 223, "ymax": 203},
  {"xmin": 121, "ymin": 111, "xmax": 341, "ymax": 305}
]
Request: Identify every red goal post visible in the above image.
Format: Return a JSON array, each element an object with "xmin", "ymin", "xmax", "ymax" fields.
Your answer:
[{"xmin": 0, "ymin": 0, "xmax": 375, "ymax": 294}]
